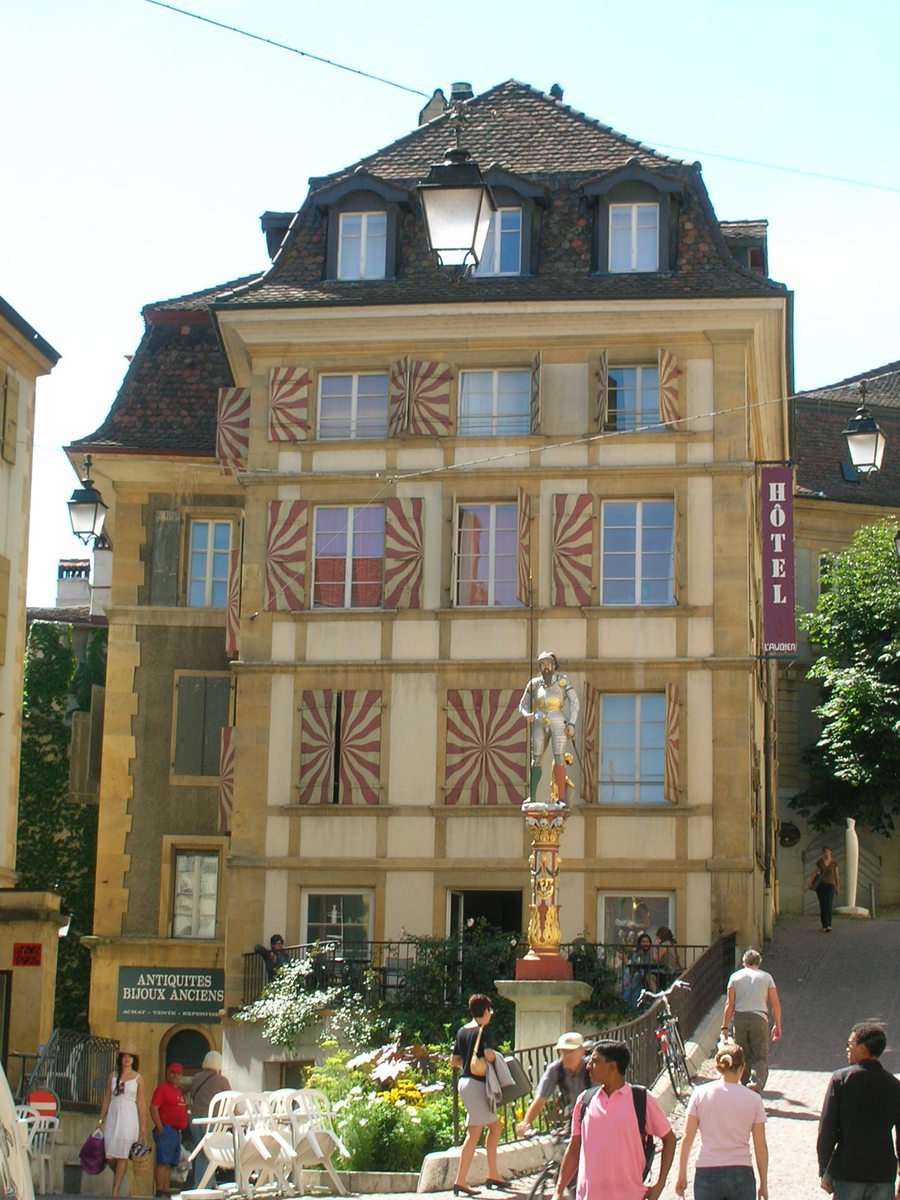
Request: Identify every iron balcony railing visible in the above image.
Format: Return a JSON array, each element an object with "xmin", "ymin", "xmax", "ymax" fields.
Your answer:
[
  {"xmin": 241, "ymin": 938, "xmax": 713, "ymax": 1007},
  {"xmin": 24, "ymin": 1028, "xmax": 118, "ymax": 1107}
]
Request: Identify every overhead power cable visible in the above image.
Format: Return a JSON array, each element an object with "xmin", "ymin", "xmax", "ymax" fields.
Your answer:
[
  {"xmin": 653, "ymin": 142, "xmax": 900, "ymax": 195},
  {"xmin": 142, "ymin": 0, "xmax": 430, "ymax": 97}
]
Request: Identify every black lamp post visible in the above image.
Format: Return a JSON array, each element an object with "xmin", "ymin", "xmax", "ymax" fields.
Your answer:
[
  {"xmin": 417, "ymin": 146, "xmax": 495, "ymax": 268},
  {"xmin": 842, "ymin": 381, "xmax": 886, "ymax": 477},
  {"xmin": 67, "ymin": 455, "xmax": 108, "ymax": 544}
]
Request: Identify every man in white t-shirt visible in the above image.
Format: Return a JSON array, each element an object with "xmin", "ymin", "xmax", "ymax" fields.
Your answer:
[{"xmin": 721, "ymin": 948, "xmax": 782, "ymax": 1092}]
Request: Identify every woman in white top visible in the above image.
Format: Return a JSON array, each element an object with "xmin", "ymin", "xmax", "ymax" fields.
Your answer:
[
  {"xmin": 98, "ymin": 1049, "xmax": 149, "ymax": 1198},
  {"xmin": 675, "ymin": 1042, "xmax": 768, "ymax": 1200}
]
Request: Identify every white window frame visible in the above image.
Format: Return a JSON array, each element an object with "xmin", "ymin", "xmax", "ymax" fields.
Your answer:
[
  {"xmin": 317, "ymin": 371, "xmax": 389, "ymax": 440},
  {"xmin": 609, "ymin": 202, "xmax": 659, "ymax": 272},
  {"xmin": 598, "ymin": 891, "xmax": 675, "ymax": 947},
  {"xmin": 454, "ymin": 501, "xmax": 521, "ymax": 609},
  {"xmin": 312, "ymin": 504, "xmax": 385, "ymax": 610},
  {"xmin": 188, "ymin": 518, "xmax": 232, "ymax": 608},
  {"xmin": 300, "ymin": 889, "xmax": 375, "ymax": 952},
  {"xmin": 458, "ymin": 369, "xmax": 531, "ymax": 437},
  {"xmin": 337, "ymin": 211, "xmax": 387, "ymax": 280},
  {"xmin": 600, "ymin": 499, "xmax": 675, "ymax": 607},
  {"xmin": 170, "ymin": 847, "xmax": 221, "ymax": 939},
  {"xmin": 599, "ymin": 693, "xmax": 666, "ymax": 804},
  {"xmin": 607, "ymin": 365, "xmax": 661, "ymax": 431},
  {"xmin": 473, "ymin": 207, "xmax": 522, "ymax": 276}
]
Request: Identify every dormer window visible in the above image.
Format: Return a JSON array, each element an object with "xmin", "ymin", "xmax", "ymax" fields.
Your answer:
[
  {"xmin": 609, "ymin": 203, "xmax": 659, "ymax": 273},
  {"xmin": 313, "ymin": 172, "xmax": 409, "ymax": 283},
  {"xmin": 584, "ymin": 165, "xmax": 683, "ymax": 276},
  {"xmin": 474, "ymin": 208, "xmax": 522, "ymax": 276},
  {"xmin": 338, "ymin": 212, "xmax": 387, "ymax": 280}
]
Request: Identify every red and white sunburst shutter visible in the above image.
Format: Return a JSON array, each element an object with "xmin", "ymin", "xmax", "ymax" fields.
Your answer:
[
  {"xmin": 663, "ymin": 682, "xmax": 681, "ymax": 803},
  {"xmin": 225, "ymin": 530, "xmax": 242, "ymax": 660},
  {"xmin": 594, "ymin": 349, "xmax": 609, "ymax": 431},
  {"xmin": 263, "ymin": 500, "xmax": 308, "ymax": 612},
  {"xmin": 408, "ymin": 359, "xmax": 452, "ymax": 436},
  {"xmin": 339, "ymin": 690, "xmax": 382, "ymax": 805},
  {"xmin": 580, "ymin": 682, "xmax": 599, "ymax": 804},
  {"xmin": 218, "ymin": 725, "xmax": 235, "ymax": 834},
  {"xmin": 530, "ymin": 351, "xmax": 542, "ymax": 434},
  {"xmin": 298, "ymin": 690, "xmax": 336, "ymax": 805},
  {"xmin": 216, "ymin": 387, "xmax": 251, "ymax": 475},
  {"xmin": 516, "ymin": 488, "xmax": 532, "ymax": 607},
  {"xmin": 383, "ymin": 498, "xmax": 424, "ymax": 609},
  {"xmin": 658, "ymin": 348, "xmax": 681, "ymax": 427},
  {"xmin": 268, "ymin": 366, "xmax": 310, "ymax": 441},
  {"xmin": 445, "ymin": 689, "xmax": 527, "ymax": 806},
  {"xmin": 388, "ymin": 358, "xmax": 410, "ymax": 436},
  {"xmin": 551, "ymin": 493, "xmax": 594, "ymax": 607}
]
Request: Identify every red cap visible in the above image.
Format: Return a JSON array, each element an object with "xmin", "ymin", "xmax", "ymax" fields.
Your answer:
[{"xmin": 167, "ymin": 1062, "xmax": 184, "ymax": 1074}]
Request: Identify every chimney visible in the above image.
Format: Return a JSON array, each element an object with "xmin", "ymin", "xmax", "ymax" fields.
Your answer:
[
  {"xmin": 418, "ymin": 88, "xmax": 447, "ymax": 126},
  {"xmin": 550, "ymin": 83, "xmax": 564, "ymax": 101},
  {"xmin": 450, "ymin": 82, "xmax": 474, "ymax": 103}
]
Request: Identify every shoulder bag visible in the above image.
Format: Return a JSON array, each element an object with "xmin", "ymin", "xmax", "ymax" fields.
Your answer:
[{"xmin": 469, "ymin": 1024, "xmax": 488, "ymax": 1078}]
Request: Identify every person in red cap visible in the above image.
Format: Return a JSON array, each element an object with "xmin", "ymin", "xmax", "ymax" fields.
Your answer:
[{"xmin": 150, "ymin": 1063, "xmax": 188, "ymax": 1197}]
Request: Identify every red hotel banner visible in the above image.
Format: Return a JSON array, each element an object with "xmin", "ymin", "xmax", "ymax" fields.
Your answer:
[{"xmin": 760, "ymin": 466, "xmax": 797, "ymax": 656}]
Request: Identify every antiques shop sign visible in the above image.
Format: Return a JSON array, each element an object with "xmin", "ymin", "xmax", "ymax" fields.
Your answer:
[
  {"xmin": 116, "ymin": 967, "xmax": 224, "ymax": 1023},
  {"xmin": 759, "ymin": 466, "xmax": 797, "ymax": 656}
]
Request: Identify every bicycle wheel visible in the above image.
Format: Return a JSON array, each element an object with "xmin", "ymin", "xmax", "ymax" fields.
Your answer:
[
  {"xmin": 527, "ymin": 1156, "xmax": 561, "ymax": 1200},
  {"xmin": 664, "ymin": 1024, "xmax": 691, "ymax": 1099}
]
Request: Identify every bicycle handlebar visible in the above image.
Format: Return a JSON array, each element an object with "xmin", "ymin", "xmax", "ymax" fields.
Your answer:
[{"xmin": 636, "ymin": 978, "xmax": 691, "ymax": 1006}]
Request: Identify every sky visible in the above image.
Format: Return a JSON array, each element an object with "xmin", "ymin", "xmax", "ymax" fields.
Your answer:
[{"xmin": 4, "ymin": 0, "xmax": 899, "ymax": 605}]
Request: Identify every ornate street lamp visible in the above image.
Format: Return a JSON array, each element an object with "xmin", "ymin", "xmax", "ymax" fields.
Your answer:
[
  {"xmin": 417, "ymin": 145, "xmax": 495, "ymax": 268},
  {"xmin": 842, "ymin": 381, "xmax": 886, "ymax": 477},
  {"xmin": 67, "ymin": 455, "xmax": 108, "ymax": 544}
]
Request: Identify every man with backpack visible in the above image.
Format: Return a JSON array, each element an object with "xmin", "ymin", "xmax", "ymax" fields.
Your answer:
[
  {"xmin": 553, "ymin": 1040, "xmax": 676, "ymax": 1200},
  {"xmin": 517, "ymin": 1032, "xmax": 591, "ymax": 1136}
]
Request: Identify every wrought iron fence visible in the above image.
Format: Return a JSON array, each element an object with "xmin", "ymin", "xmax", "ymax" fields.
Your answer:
[
  {"xmin": 24, "ymin": 1028, "xmax": 118, "ymax": 1107},
  {"xmin": 241, "ymin": 937, "xmax": 713, "ymax": 1008},
  {"xmin": 451, "ymin": 931, "xmax": 736, "ymax": 1144}
]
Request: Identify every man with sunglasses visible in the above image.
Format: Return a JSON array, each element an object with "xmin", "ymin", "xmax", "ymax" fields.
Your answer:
[{"xmin": 553, "ymin": 1041, "xmax": 675, "ymax": 1200}]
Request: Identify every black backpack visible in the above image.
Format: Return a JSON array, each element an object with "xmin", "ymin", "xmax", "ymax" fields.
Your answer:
[{"xmin": 577, "ymin": 1084, "xmax": 656, "ymax": 1182}]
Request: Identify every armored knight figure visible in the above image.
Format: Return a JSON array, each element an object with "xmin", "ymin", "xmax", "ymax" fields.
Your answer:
[{"xmin": 519, "ymin": 650, "xmax": 580, "ymax": 802}]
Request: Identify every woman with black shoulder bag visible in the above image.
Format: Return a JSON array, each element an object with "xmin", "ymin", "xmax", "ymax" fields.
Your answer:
[{"xmin": 450, "ymin": 993, "xmax": 508, "ymax": 1196}]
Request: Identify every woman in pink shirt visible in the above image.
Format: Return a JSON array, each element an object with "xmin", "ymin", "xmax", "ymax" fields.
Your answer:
[{"xmin": 675, "ymin": 1043, "xmax": 768, "ymax": 1200}]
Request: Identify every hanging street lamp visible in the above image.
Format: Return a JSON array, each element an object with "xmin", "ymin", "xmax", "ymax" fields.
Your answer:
[
  {"xmin": 67, "ymin": 455, "xmax": 108, "ymax": 544},
  {"xmin": 417, "ymin": 144, "xmax": 495, "ymax": 269},
  {"xmin": 842, "ymin": 381, "xmax": 886, "ymax": 478}
]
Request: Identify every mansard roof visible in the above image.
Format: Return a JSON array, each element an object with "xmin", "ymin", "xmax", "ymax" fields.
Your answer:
[{"xmin": 73, "ymin": 80, "xmax": 786, "ymax": 455}]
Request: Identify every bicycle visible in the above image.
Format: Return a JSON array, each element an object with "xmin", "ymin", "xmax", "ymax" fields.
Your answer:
[
  {"xmin": 637, "ymin": 978, "xmax": 692, "ymax": 1100},
  {"xmin": 523, "ymin": 1124, "xmax": 568, "ymax": 1200}
]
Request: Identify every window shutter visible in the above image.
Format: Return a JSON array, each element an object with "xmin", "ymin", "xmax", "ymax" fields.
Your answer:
[
  {"xmin": 216, "ymin": 387, "xmax": 251, "ymax": 474},
  {"xmin": 174, "ymin": 675, "xmax": 206, "ymax": 775},
  {"xmin": 445, "ymin": 688, "xmax": 526, "ymax": 806},
  {"xmin": 2, "ymin": 374, "xmax": 19, "ymax": 465},
  {"xmin": 388, "ymin": 358, "xmax": 410, "ymax": 436},
  {"xmin": 530, "ymin": 351, "xmax": 542, "ymax": 434},
  {"xmin": 150, "ymin": 510, "xmax": 180, "ymax": 606},
  {"xmin": 516, "ymin": 488, "xmax": 532, "ymax": 606},
  {"xmin": 594, "ymin": 350, "xmax": 609, "ymax": 431},
  {"xmin": 225, "ymin": 528, "xmax": 242, "ymax": 659},
  {"xmin": 298, "ymin": 689, "xmax": 335, "ymax": 805},
  {"xmin": 551, "ymin": 494, "xmax": 594, "ymax": 606},
  {"xmin": 384, "ymin": 497, "xmax": 424, "ymax": 609},
  {"xmin": 0, "ymin": 554, "xmax": 9, "ymax": 666},
  {"xmin": 218, "ymin": 726, "xmax": 235, "ymax": 833},
  {"xmin": 339, "ymin": 690, "xmax": 382, "ymax": 805},
  {"xmin": 658, "ymin": 349, "xmax": 680, "ymax": 427},
  {"xmin": 263, "ymin": 500, "xmax": 308, "ymax": 611},
  {"xmin": 268, "ymin": 367, "xmax": 310, "ymax": 441},
  {"xmin": 581, "ymin": 682, "xmax": 599, "ymax": 804},
  {"xmin": 664, "ymin": 682, "xmax": 681, "ymax": 803},
  {"xmin": 202, "ymin": 677, "xmax": 231, "ymax": 776},
  {"xmin": 408, "ymin": 360, "xmax": 452, "ymax": 436}
]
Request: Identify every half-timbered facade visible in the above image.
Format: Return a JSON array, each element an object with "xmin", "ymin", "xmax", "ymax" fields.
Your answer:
[{"xmin": 72, "ymin": 82, "xmax": 791, "ymax": 1079}]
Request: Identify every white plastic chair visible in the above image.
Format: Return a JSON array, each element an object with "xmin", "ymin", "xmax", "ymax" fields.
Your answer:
[
  {"xmin": 288, "ymin": 1089, "xmax": 348, "ymax": 1195},
  {"xmin": 27, "ymin": 1115, "xmax": 59, "ymax": 1195}
]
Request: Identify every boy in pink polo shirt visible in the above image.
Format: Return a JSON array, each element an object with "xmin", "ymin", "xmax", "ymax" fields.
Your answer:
[{"xmin": 554, "ymin": 1040, "xmax": 676, "ymax": 1200}]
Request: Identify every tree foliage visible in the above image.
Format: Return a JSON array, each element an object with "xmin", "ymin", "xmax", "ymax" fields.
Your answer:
[
  {"xmin": 16, "ymin": 623, "xmax": 102, "ymax": 1029},
  {"xmin": 790, "ymin": 519, "xmax": 900, "ymax": 835}
]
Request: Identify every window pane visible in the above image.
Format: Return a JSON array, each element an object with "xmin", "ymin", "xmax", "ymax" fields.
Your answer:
[
  {"xmin": 459, "ymin": 369, "xmax": 530, "ymax": 437},
  {"xmin": 498, "ymin": 209, "xmax": 522, "ymax": 274},
  {"xmin": 173, "ymin": 852, "xmax": 218, "ymax": 938},
  {"xmin": 601, "ymin": 893, "xmax": 673, "ymax": 945},
  {"xmin": 191, "ymin": 523, "xmax": 208, "ymax": 550},
  {"xmin": 363, "ymin": 213, "xmax": 387, "ymax": 279},
  {"xmin": 496, "ymin": 371, "xmax": 530, "ymax": 434}
]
